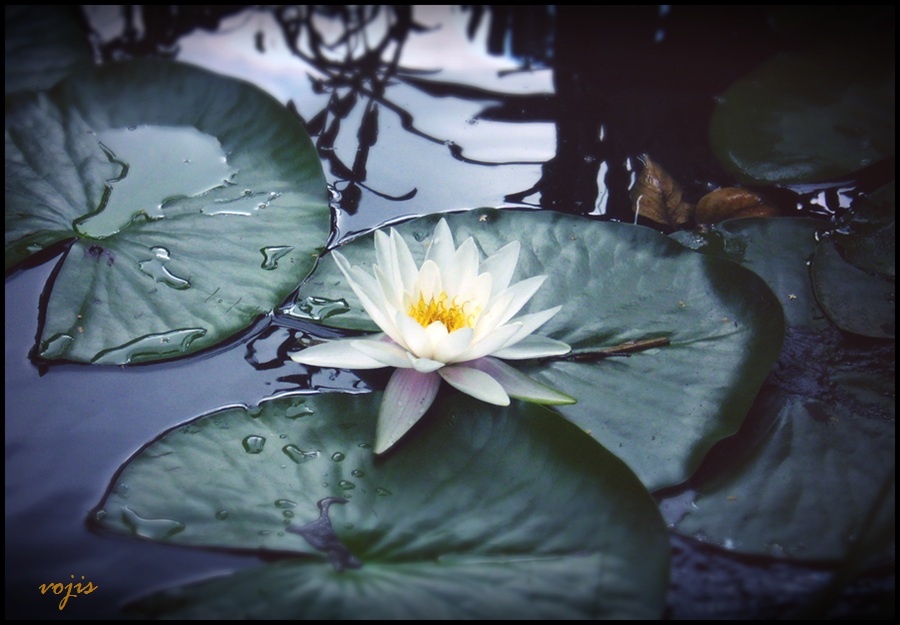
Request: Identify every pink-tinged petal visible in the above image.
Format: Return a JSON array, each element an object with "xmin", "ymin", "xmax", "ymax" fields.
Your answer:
[
  {"xmin": 496, "ymin": 275, "xmax": 548, "ymax": 326},
  {"xmin": 492, "ymin": 334, "xmax": 571, "ymax": 360},
  {"xmin": 456, "ymin": 322, "xmax": 521, "ymax": 362},
  {"xmin": 390, "ymin": 228, "xmax": 419, "ymax": 293},
  {"xmin": 444, "ymin": 237, "xmax": 480, "ymax": 295},
  {"xmin": 350, "ymin": 339, "xmax": 413, "ymax": 368},
  {"xmin": 424, "ymin": 218, "xmax": 455, "ymax": 270},
  {"xmin": 480, "ymin": 241, "xmax": 520, "ymax": 295},
  {"xmin": 439, "ymin": 365, "xmax": 510, "ymax": 406},
  {"xmin": 465, "ymin": 357, "xmax": 576, "ymax": 405},
  {"xmin": 434, "ymin": 327, "xmax": 474, "ymax": 363},
  {"xmin": 395, "ymin": 312, "xmax": 434, "ymax": 359},
  {"xmin": 376, "ymin": 368, "xmax": 441, "ymax": 454},
  {"xmin": 407, "ymin": 354, "xmax": 445, "ymax": 373},
  {"xmin": 289, "ymin": 340, "xmax": 387, "ymax": 369}
]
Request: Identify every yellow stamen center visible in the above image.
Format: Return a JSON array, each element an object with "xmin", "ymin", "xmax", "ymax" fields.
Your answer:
[{"xmin": 408, "ymin": 291, "xmax": 477, "ymax": 332}]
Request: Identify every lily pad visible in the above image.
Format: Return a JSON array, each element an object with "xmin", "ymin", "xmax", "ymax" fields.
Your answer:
[
  {"xmin": 811, "ymin": 238, "xmax": 894, "ymax": 339},
  {"xmin": 291, "ymin": 209, "xmax": 784, "ymax": 491},
  {"xmin": 831, "ymin": 182, "xmax": 895, "ymax": 278},
  {"xmin": 5, "ymin": 60, "xmax": 330, "ymax": 363},
  {"xmin": 710, "ymin": 49, "xmax": 894, "ymax": 185},
  {"xmin": 93, "ymin": 392, "xmax": 670, "ymax": 619},
  {"xmin": 668, "ymin": 218, "xmax": 895, "ymax": 560}
]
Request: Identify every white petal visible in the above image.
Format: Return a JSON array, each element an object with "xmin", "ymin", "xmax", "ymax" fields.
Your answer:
[
  {"xmin": 390, "ymin": 228, "xmax": 419, "ymax": 293},
  {"xmin": 414, "ymin": 259, "xmax": 442, "ymax": 303},
  {"xmin": 456, "ymin": 271, "xmax": 493, "ymax": 312},
  {"xmin": 434, "ymin": 327, "xmax": 475, "ymax": 363},
  {"xmin": 480, "ymin": 241, "xmax": 520, "ymax": 295},
  {"xmin": 492, "ymin": 334, "xmax": 572, "ymax": 360},
  {"xmin": 444, "ymin": 237, "xmax": 480, "ymax": 296},
  {"xmin": 439, "ymin": 365, "xmax": 510, "ymax": 406},
  {"xmin": 455, "ymin": 322, "xmax": 522, "ymax": 362},
  {"xmin": 374, "ymin": 230, "xmax": 393, "ymax": 283},
  {"xmin": 350, "ymin": 339, "xmax": 413, "ymax": 368},
  {"xmin": 424, "ymin": 218, "xmax": 455, "ymax": 270},
  {"xmin": 289, "ymin": 340, "xmax": 387, "ymax": 369},
  {"xmin": 374, "ymin": 264, "xmax": 404, "ymax": 311},
  {"xmin": 395, "ymin": 312, "xmax": 434, "ymax": 360},
  {"xmin": 407, "ymin": 354, "xmax": 445, "ymax": 373},
  {"xmin": 495, "ymin": 275, "xmax": 547, "ymax": 326},
  {"xmin": 465, "ymin": 357, "xmax": 576, "ymax": 405},
  {"xmin": 334, "ymin": 252, "xmax": 405, "ymax": 347},
  {"xmin": 375, "ymin": 368, "xmax": 441, "ymax": 454},
  {"xmin": 471, "ymin": 289, "xmax": 514, "ymax": 342},
  {"xmin": 424, "ymin": 320, "xmax": 449, "ymax": 347},
  {"xmin": 493, "ymin": 306, "xmax": 564, "ymax": 351}
]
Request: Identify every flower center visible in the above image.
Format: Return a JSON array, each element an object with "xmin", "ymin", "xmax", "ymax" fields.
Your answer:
[{"xmin": 408, "ymin": 291, "xmax": 476, "ymax": 332}]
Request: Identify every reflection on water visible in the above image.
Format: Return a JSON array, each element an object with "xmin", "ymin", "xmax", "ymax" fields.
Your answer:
[{"xmin": 84, "ymin": 5, "xmax": 868, "ymax": 241}]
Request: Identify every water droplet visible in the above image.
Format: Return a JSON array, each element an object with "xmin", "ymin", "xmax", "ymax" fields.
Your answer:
[
  {"xmin": 40, "ymin": 334, "xmax": 74, "ymax": 359},
  {"xmin": 283, "ymin": 510, "xmax": 294, "ymax": 519},
  {"xmin": 283, "ymin": 296, "xmax": 350, "ymax": 322},
  {"xmin": 139, "ymin": 246, "xmax": 191, "ymax": 290},
  {"xmin": 283, "ymin": 445, "xmax": 319, "ymax": 464},
  {"xmin": 260, "ymin": 246, "xmax": 294, "ymax": 270},
  {"xmin": 322, "ymin": 482, "xmax": 329, "ymax": 487},
  {"xmin": 357, "ymin": 442, "xmax": 372, "ymax": 449},
  {"xmin": 215, "ymin": 509, "xmax": 229, "ymax": 520},
  {"xmin": 331, "ymin": 452, "xmax": 345, "ymax": 462},
  {"xmin": 121, "ymin": 506, "xmax": 185, "ymax": 540},
  {"xmin": 242, "ymin": 435, "xmax": 266, "ymax": 454},
  {"xmin": 93, "ymin": 509, "xmax": 108, "ymax": 521},
  {"xmin": 285, "ymin": 400, "xmax": 315, "ymax": 419},
  {"xmin": 351, "ymin": 469, "xmax": 365, "ymax": 478},
  {"xmin": 412, "ymin": 230, "xmax": 428, "ymax": 242},
  {"xmin": 274, "ymin": 499, "xmax": 297, "ymax": 509},
  {"xmin": 258, "ymin": 529, "xmax": 271, "ymax": 536},
  {"xmin": 338, "ymin": 480, "xmax": 356, "ymax": 491},
  {"xmin": 91, "ymin": 328, "xmax": 206, "ymax": 364},
  {"xmin": 247, "ymin": 406, "xmax": 263, "ymax": 419},
  {"xmin": 375, "ymin": 487, "xmax": 392, "ymax": 497}
]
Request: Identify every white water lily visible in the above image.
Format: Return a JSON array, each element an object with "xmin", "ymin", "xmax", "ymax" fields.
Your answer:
[{"xmin": 291, "ymin": 218, "xmax": 575, "ymax": 453}]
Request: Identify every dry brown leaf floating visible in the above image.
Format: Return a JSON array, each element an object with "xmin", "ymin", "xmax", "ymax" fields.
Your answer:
[
  {"xmin": 695, "ymin": 187, "xmax": 779, "ymax": 224},
  {"xmin": 630, "ymin": 155, "xmax": 694, "ymax": 228}
]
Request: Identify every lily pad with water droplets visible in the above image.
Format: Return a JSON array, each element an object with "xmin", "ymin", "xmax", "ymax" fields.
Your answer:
[
  {"xmin": 93, "ymin": 392, "xmax": 670, "ymax": 619},
  {"xmin": 5, "ymin": 60, "xmax": 330, "ymax": 364},
  {"xmin": 668, "ymin": 218, "xmax": 895, "ymax": 561},
  {"xmin": 291, "ymin": 209, "xmax": 785, "ymax": 491}
]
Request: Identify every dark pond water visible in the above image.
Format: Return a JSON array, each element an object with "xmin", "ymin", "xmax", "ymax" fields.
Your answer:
[{"xmin": 5, "ymin": 5, "xmax": 893, "ymax": 619}]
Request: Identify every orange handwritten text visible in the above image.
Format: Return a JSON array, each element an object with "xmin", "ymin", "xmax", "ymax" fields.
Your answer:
[{"xmin": 39, "ymin": 575, "xmax": 98, "ymax": 610}]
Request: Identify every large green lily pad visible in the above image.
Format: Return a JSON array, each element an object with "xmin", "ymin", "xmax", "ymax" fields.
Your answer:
[
  {"xmin": 669, "ymin": 218, "xmax": 895, "ymax": 561},
  {"xmin": 5, "ymin": 60, "xmax": 330, "ymax": 363},
  {"xmin": 93, "ymin": 392, "xmax": 670, "ymax": 619},
  {"xmin": 290, "ymin": 209, "xmax": 784, "ymax": 491}
]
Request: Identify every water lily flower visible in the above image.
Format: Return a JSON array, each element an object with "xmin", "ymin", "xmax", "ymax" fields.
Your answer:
[{"xmin": 291, "ymin": 218, "xmax": 575, "ymax": 453}]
